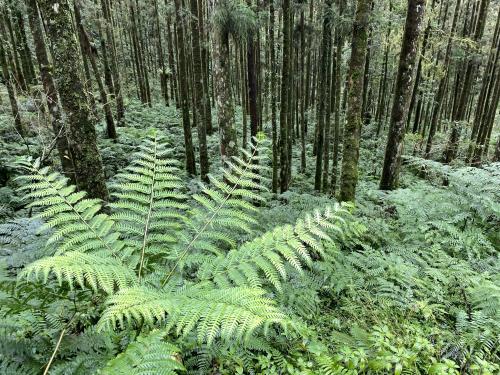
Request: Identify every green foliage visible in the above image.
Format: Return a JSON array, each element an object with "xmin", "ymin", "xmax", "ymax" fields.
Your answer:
[
  {"xmin": 1, "ymin": 134, "xmax": 358, "ymax": 373},
  {"xmin": 101, "ymin": 330, "xmax": 185, "ymax": 375}
]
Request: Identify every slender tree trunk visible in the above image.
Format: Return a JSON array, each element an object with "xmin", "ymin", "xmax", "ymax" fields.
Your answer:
[
  {"xmin": 269, "ymin": 1, "xmax": 278, "ymax": 193},
  {"xmin": 0, "ymin": 17, "xmax": 24, "ymax": 137},
  {"xmin": 314, "ymin": 0, "xmax": 333, "ymax": 191},
  {"xmin": 101, "ymin": 0, "xmax": 124, "ymax": 123},
  {"xmin": 174, "ymin": 0, "xmax": 196, "ymax": 175},
  {"xmin": 443, "ymin": 0, "xmax": 490, "ymax": 163},
  {"xmin": 380, "ymin": 0, "xmax": 425, "ymax": 190},
  {"xmin": 37, "ymin": 0, "xmax": 109, "ymax": 201},
  {"xmin": 339, "ymin": 0, "xmax": 370, "ymax": 202},
  {"xmin": 189, "ymin": 0, "xmax": 209, "ymax": 181},
  {"xmin": 26, "ymin": 0, "xmax": 75, "ymax": 180},
  {"xmin": 279, "ymin": 0, "xmax": 292, "ymax": 192},
  {"xmin": 74, "ymin": 1, "xmax": 116, "ymax": 140},
  {"xmin": 425, "ymin": 0, "xmax": 461, "ymax": 158}
]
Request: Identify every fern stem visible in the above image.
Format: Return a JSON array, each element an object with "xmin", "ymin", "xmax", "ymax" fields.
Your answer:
[
  {"xmin": 43, "ymin": 327, "xmax": 66, "ymax": 375},
  {"xmin": 138, "ymin": 135, "xmax": 158, "ymax": 281},
  {"xmin": 161, "ymin": 144, "xmax": 259, "ymax": 287}
]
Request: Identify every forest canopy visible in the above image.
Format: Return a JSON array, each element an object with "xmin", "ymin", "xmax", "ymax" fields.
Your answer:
[{"xmin": 0, "ymin": 0, "xmax": 499, "ymax": 374}]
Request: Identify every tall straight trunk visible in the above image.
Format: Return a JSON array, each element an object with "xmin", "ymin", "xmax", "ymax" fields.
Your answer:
[
  {"xmin": 213, "ymin": 27, "xmax": 238, "ymax": 162},
  {"xmin": 375, "ymin": 1, "xmax": 392, "ymax": 136},
  {"xmin": 14, "ymin": 11, "xmax": 36, "ymax": 85},
  {"xmin": 198, "ymin": 0, "xmax": 212, "ymax": 135},
  {"xmin": 130, "ymin": 3, "xmax": 147, "ymax": 103},
  {"xmin": 26, "ymin": 0, "xmax": 74, "ymax": 180},
  {"xmin": 303, "ymin": 0, "xmax": 314, "ymax": 132},
  {"xmin": 269, "ymin": 1, "xmax": 278, "ymax": 193},
  {"xmin": 380, "ymin": 0, "xmax": 425, "ymax": 190},
  {"xmin": 425, "ymin": 0, "xmax": 461, "ymax": 158},
  {"xmin": 173, "ymin": 0, "xmax": 196, "ymax": 175},
  {"xmin": 468, "ymin": 7, "xmax": 500, "ymax": 162},
  {"xmin": 443, "ymin": 0, "xmax": 490, "ymax": 163},
  {"xmin": 74, "ymin": 0, "xmax": 116, "ymax": 140},
  {"xmin": 279, "ymin": 0, "xmax": 292, "ymax": 192},
  {"xmin": 165, "ymin": 15, "xmax": 179, "ymax": 106},
  {"xmin": 339, "ymin": 0, "xmax": 370, "ymax": 202},
  {"xmin": 362, "ymin": 0, "xmax": 374, "ymax": 121},
  {"xmin": 247, "ymin": 3, "xmax": 259, "ymax": 147},
  {"xmin": 472, "ymin": 69, "xmax": 500, "ymax": 165},
  {"xmin": 407, "ymin": 1, "xmax": 433, "ymax": 130},
  {"xmin": 299, "ymin": 9, "xmax": 306, "ymax": 172},
  {"xmin": 154, "ymin": 0, "xmax": 168, "ymax": 105},
  {"xmin": 0, "ymin": 17, "xmax": 24, "ymax": 136},
  {"xmin": 3, "ymin": 12, "xmax": 26, "ymax": 91},
  {"xmin": 331, "ymin": 20, "xmax": 344, "ymax": 195},
  {"xmin": 37, "ymin": 0, "xmax": 109, "ymax": 201},
  {"xmin": 189, "ymin": 0, "xmax": 209, "ymax": 181},
  {"xmin": 314, "ymin": 0, "xmax": 333, "ymax": 191},
  {"xmin": 101, "ymin": 0, "xmax": 124, "ymax": 123}
]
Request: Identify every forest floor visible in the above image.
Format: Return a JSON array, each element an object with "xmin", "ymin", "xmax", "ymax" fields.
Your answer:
[{"xmin": 1, "ymin": 100, "xmax": 499, "ymax": 373}]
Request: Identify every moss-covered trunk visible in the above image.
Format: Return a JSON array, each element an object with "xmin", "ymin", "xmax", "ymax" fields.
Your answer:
[
  {"xmin": 339, "ymin": 0, "xmax": 370, "ymax": 202},
  {"xmin": 37, "ymin": 0, "xmax": 109, "ymax": 201}
]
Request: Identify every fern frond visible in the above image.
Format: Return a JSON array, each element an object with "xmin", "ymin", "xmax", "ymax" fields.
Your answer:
[
  {"xmin": 20, "ymin": 252, "xmax": 137, "ymax": 294},
  {"xmin": 109, "ymin": 133, "xmax": 188, "ymax": 278},
  {"xmin": 195, "ymin": 203, "xmax": 354, "ymax": 292},
  {"xmin": 98, "ymin": 285, "xmax": 287, "ymax": 345},
  {"xmin": 101, "ymin": 330, "xmax": 185, "ymax": 375},
  {"xmin": 17, "ymin": 164, "xmax": 123, "ymax": 256}
]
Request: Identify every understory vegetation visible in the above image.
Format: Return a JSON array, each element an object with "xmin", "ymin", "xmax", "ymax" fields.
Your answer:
[
  {"xmin": 1, "ymin": 0, "xmax": 499, "ymax": 373},
  {"xmin": 1, "ymin": 103, "xmax": 498, "ymax": 374}
]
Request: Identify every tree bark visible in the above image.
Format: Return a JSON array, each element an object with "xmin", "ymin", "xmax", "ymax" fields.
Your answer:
[
  {"xmin": 26, "ymin": 0, "xmax": 75, "ymax": 181},
  {"xmin": 38, "ymin": 0, "xmax": 109, "ymax": 201},
  {"xmin": 174, "ymin": 0, "xmax": 197, "ymax": 175},
  {"xmin": 339, "ymin": 0, "xmax": 370, "ymax": 202},
  {"xmin": 380, "ymin": 0, "xmax": 425, "ymax": 190}
]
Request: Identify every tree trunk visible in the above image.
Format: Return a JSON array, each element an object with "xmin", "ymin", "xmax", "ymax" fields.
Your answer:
[
  {"xmin": 0, "ymin": 16, "xmax": 24, "ymax": 137},
  {"xmin": 379, "ymin": 0, "xmax": 425, "ymax": 190},
  {"xmin": 26, "ymin": 0, "xmax": 75, "ymax": 181},
  {"xmin": 314, "ymin": 0, "xmax": 333, "ymax": 191},
  {"xmin": 189, "ymin": 0, "xmax": 209, "ymax": 181},
  {"xmin": 74, "ymin": 0, "xmax": 117, "ymax": 140},
  {"xmin": 339, "ymin": 0, "xmax": 370, "ymax": 202},
  {"xmin": 269, "ymin": 1, "xmax": 278, "ymax": 193},
  {"xmin": 174, "ymin": 0, "xmax": 197, "ymax": 175},
  {"xmin": 279, "ymin": 0, "xmax": 292, "ymax": 192},
  {"xmin": 37, "ymin": 0, "xmax": 109, "ymax": 201},
  {"xmin": 425, "ymin": 0, "xmax": 461, "ymax": 158}
]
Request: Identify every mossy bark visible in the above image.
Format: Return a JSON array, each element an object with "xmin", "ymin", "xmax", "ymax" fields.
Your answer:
[
  {"xmin": 38, "ymin": 0, "xmax": 109, "ymax": 201},
  {"xmin": 380, "ymin": 0, "xmax": 425, "ymax": 190},
  {"xmin": 339, "ymin": 0, "xmax": 370, "ymax": 202}
]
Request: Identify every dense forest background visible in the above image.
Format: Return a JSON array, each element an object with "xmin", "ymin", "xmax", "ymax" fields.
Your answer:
[{"xmin": 0, "ymin": 0, "xmax": 499, "ymax": 373}]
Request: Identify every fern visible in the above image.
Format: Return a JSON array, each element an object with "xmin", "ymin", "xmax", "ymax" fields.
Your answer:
[
  {"xmin": 101, "ymin": 330, "xmax": 185, "ymax": 375},
  {"xmin": 109, "ymin": 133, "xmax": 189, "ymax": 278},
  {"xmin": 17, "ymin": 161, "xmax": 123, "ymax": 256},
  {"xmin": 194, "ymin": 203, "xmax": 353, "ymax": 292}
]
